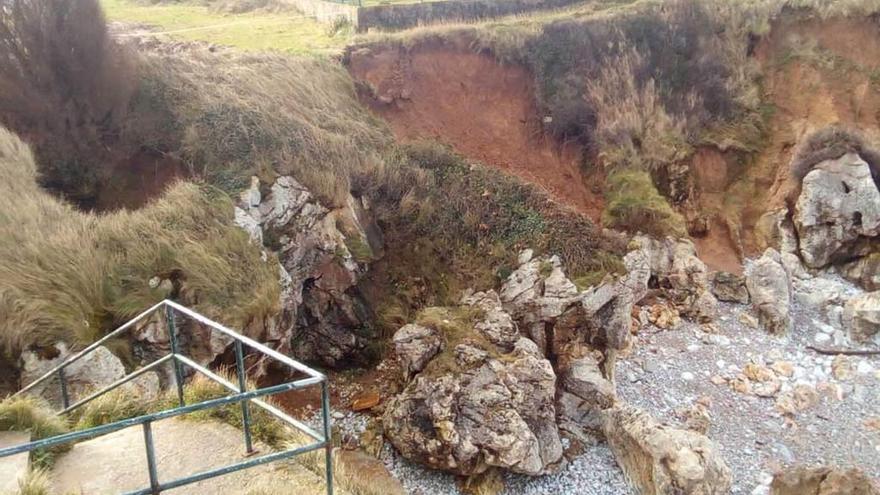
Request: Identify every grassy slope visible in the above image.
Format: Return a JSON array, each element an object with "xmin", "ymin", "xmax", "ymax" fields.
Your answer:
[
  {"xmin": 101, "ymin": 0, "xmax": 350, "ymax": 55},
  {"xmin": 0, "ymin": 127, "xmax": 281, "ymax": 359}
]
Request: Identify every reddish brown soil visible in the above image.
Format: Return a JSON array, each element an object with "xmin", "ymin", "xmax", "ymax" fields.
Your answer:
[
  {"xmin": 94, "ymin": 150, "xmax": 186, "ymax": 211},
  {"xmin": 690, "ymin": 147, "xmax": 743, "ymax": 274},
  {"xmin": 347, "ymin": 42, "xmax": 603, "ymax": 221},
  {"xmin": 732, "ymin": 16, "xmax": 880, "ymax": 255}
]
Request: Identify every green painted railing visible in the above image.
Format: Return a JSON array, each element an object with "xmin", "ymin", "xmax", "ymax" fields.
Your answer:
[{"xmin": 2, "ymin": 300, "xmax": 333, "ymax": 495}]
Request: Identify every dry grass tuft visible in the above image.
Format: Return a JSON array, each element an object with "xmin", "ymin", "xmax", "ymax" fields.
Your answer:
[
  {"xmin": 790, "ymin": 125, "xmax": 880, "ymax": 181},
  {"xmin": 0, "ymin": 127, "xmax": 280, "ymax": 358},
  {"xmin": 13, "ymin": 468, "xmax": 52, "ymax": 495},
  {"xmin": 0, "ymin": 395, "xmax": 70, "ymax": 468}
]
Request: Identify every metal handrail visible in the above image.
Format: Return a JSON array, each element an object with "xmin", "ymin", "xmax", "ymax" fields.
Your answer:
[{"xmin": 1, "ymin": 300, "xmax": 334, "ymax": 495}]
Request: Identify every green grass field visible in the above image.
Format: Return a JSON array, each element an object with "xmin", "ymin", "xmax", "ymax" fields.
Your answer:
[{"xmin": 101, "ymin": 0, "xmax": 351, "ymax": 54}]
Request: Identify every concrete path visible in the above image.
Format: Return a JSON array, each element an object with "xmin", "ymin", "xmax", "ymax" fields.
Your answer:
[
  {"xmin": 50, "ymin": 418, "xmax": 331, "ymax": 495},
  {"xmin": 0, "ymin": 431, "xmax": 30, "ymax": 494}
]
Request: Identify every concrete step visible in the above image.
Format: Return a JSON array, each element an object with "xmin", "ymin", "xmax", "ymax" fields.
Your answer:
[
  {"xmin": 50, "ymin": 418, "xmax": 332, "ymax": 495},
  {"xmin": 0, "ymin": 431, "xmax": 31, "ymax": 494}
]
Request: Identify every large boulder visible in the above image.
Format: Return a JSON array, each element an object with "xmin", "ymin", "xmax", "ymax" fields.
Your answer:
[
  {"xmin": 794, "ymin": 153, "xmax": 880, "ymax": 269},
  {"xmin": 234, "ymin": 176, "xmax": 383, "ymax": 367},
  {"xmin": 746, "ymin": 249, "xmax": 792, "ymax": 334},
  {"xmin": 20, "ymin": 343, "xmax": 160, "ymax": 409},
  {"xmin": 383, "ymin": 292, "xmax": 563, "ymax": 476},
  {"xmin": 602, "ymin": 405, "xmax": 732, "ymax": 495},
  {"xmin": 770, "ymin": 466, "xmax": 879, "ymax": 495},
  {"xmin": 843, "ymin": 292, "xmax": 880, "ymax": 343}
]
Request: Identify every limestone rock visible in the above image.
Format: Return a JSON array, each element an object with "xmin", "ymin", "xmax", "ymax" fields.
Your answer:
[
  {"xmin": 560, "ymin": 353, "xmax": 616, "ymax": 410},
  {"xmin": 794, "ymin": 153, "xmax": 880, "ymax": 269},
  {"xmin": 235, "ymin": 176, "xmax": 383, "ymax": 367},
  {"xmin": 461, "ymin": 291, "xmax": 520, "ymax": 350},
  {"xmin": 393, "ymin": 324, "xmax": 442, "ymax": 379},
  {"xmin": 770, "ymin": 466, "xmax": 879, "ymax": 495},
  {"xmin": 711, "ymin": 272, "xmax": 749, "ymax": 304},
  {"xmin": 20, "ymin": 343, "xmax": 160, "ymax": 408},
  {"xmin": 843, "ymin": 292, "xmax": 880, "ymax": 343},
  {"xmin": 633, "ymin": 236, "xmax": 718, "ymax": 321},
  {"xmin": 841, "ymin": 254, "xmax": 880, "ymax": 291},
  {"xmin": 383, "ymin": 296, "xmax": 563, "ymax": 477},
  {"xmin": 500, "ymin": 248, "xmax": 649, "ymax": 359},
  {"xmin": 602, "ymin": 405, "xmax": 732, "ymax": 495},
  {"xmin": 755, "ymin": 208, "xmax": 799, "ymax": 255},
  {"xmin": 746, "ymin": 249, "xmax": 792, "ymax": 334}
]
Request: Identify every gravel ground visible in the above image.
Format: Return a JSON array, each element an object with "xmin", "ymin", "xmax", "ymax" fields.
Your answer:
[
  {"xmin": 617, "ymin": 272, "xmax": 880, "ymax": 495},
  {"xmin": 316, "ymin": 270, "xmax": 878, "ymax": 495},
  {"xmin": 314, "ymin": 409, "xmax": 634, "ymax": 495}
]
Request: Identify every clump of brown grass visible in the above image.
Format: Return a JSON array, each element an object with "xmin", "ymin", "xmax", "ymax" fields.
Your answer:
[
  {"xmin": 790, "ymin": 125, "xmax": 880, "ymax": 181},
  {"xmin": 0, "ymin": 395, "xmax": 70, "ymax": 468},
  {"xmin": 13, "ymin": 468, "xmax": 52, "ymax": 495},
  {"xmin": 0, "ymin": 127, "xmax": 280, "ymax": 359}
]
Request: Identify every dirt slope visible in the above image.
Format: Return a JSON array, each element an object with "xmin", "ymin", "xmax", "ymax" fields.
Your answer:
[
  {"xmin": 733, "ymin": 16, "xmax": 880, "ymax": 254},
  {"xmin": 347, "ymin": 41, "xmax": 603, "ymax": 221}
]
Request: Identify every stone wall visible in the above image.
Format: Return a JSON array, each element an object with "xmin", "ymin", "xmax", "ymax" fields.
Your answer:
[{"xmin": 356, "ymin": 0, "xmax": 582, "ymax": 31}]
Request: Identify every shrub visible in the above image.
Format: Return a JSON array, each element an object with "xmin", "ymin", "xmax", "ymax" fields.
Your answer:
[
  {"xmin": 790, "ymin": 125, "xmax": 880, "ymax": 182},
  {"xmin": 524, "ymin": 0, "xmax": 738, "ymax": 153},
  {"xmin": 602, "ymin": 169, "xmax": 688, "ymax": 238},
  {"xmin": 0, "ymin": 0, "xmax": 136, "ymax": 203}
]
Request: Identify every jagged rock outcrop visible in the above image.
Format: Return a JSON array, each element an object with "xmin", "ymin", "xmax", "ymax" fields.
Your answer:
[
  {"xmin": 770, "ymin": 466, "xmax": 879, "ymax": 495},
  {"xmin": 843, "ymin": 292, "xmax": 880, "ymax": 343},
  {"xmin": 234, "ymin": 176, "xmax": 382, "ymax": 367},
  {"xmin": 755, "ymin": 208, "xmax": 799, "ymax": 256},
  {"xmin": 746, "ymin": 249, "xmax": 792, "ymax": 334},
  {"xmin": 383, "ymin": 291, "xmax": 564, "ymax": 476},
  {"xmin": 794, "ymin": 153, "xmax": 880, "ymax": 269},
  {"xmin": 632, "ymin": 236, "xmax": 718, "ymax": 321},
  {"xmin": 20, "ymin": 343, "xmax": 159, "ymax": 408},
  {"xmin": 499, "ymin": 247, "xmax": 650, "ymax": 367},
  {"xmin": 602, "ymin": 405, "xmax": 732, "ymax": 495}
]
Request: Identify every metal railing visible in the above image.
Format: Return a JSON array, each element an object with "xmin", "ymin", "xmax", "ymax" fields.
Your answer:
[{"xmin": 0, "ymin": 300, "xmax": 333, "ymax": 495}]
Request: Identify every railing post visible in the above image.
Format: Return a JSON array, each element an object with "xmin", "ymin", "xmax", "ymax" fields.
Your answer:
[
  {"xmin": 58, "ymin": 368, "xmax": 70, "ymax": 410},
  {"xmin": 322, "ymin": 381, "xmax": 334, "ymax": 495},
  {"xmin": 164, "ymin": 304, "xmax": 186, "ymax": 407},
  {"xmin": 234, "ymin": 341, "xmax": 254, "ymax": 455},
  {"xmin": 143, "ymin": 421, "xmax": 161, "ymax": 495}
]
